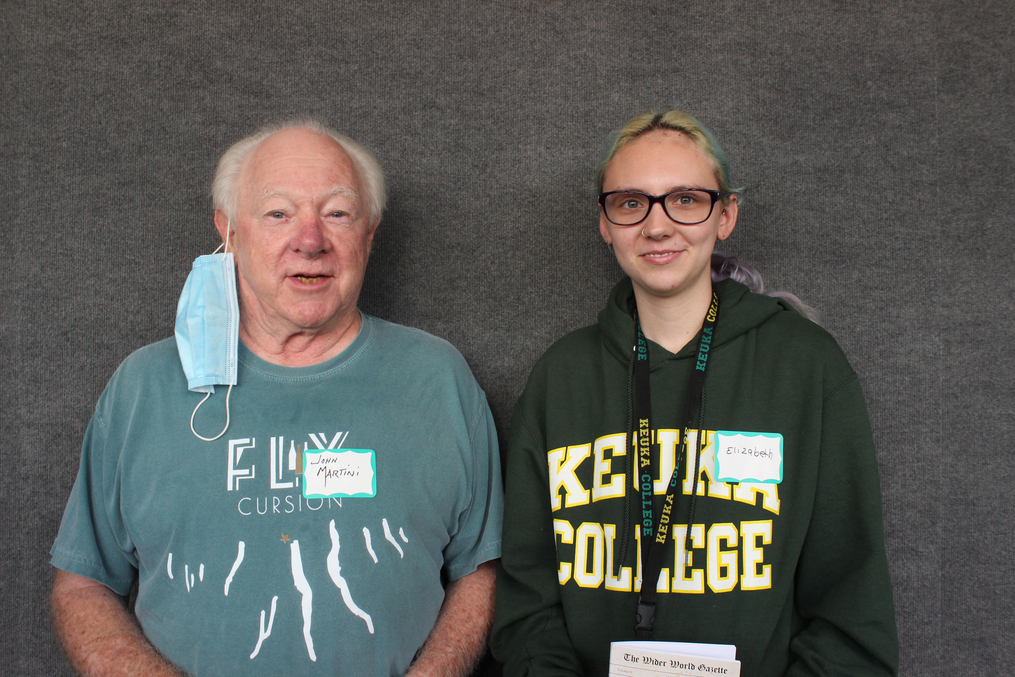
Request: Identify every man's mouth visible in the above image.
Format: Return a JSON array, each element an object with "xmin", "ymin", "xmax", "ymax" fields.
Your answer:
[{"xmin": 293, "ymin": 274, "xmax": 328, "ymax": 284}]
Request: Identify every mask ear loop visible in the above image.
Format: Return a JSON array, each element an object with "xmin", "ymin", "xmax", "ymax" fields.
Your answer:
[
  {"xmin": 189, "ymin": 223, "xmax": 236, "ymax": 442},
  {"xmin": 190, "ymin": 384, "xmax": 233, "ymax": 441},
  {"xmin": 210, "ymin": 220, "xmax": 232, "ymax": 255}
]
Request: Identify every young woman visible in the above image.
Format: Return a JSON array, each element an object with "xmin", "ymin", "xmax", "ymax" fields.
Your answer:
[{"xmin": 491, "ymin": 111, "xmax": 898, "ymax": 677}]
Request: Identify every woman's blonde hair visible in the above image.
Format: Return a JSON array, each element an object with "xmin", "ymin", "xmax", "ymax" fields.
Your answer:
[{"xmin": 597, "ymin": 110, "xmax": 736, "ymax": 200}]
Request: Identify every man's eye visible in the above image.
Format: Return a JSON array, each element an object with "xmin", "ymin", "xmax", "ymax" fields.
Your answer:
[
  {"xmin": 268, "ymin": 211, "xmax": 286, "ymax": 219},
  {"xmin": 330, "ymin": 211, "xmax": 348, "ymax": 218}
]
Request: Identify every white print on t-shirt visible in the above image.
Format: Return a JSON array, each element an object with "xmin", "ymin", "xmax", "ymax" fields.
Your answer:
[
  {"xmin": 157, "ymin": 430, "xmax": 418, "ymax": 661},
  {"xmin": 224, "ymin": 541, "xmax": 245, "ymax": 596},
  {"xmin": 289, "ymin": 540, "xmax": 317, "ymax": 661},
  {"xmin": 167, "ymin": 554, "xmax": 209, "ymax": 593},
  {"xmin": 327, "ymin": 520, "xmax": 374, "ymax": 633},
  {"xmin": 363, "ymin": 527, "xmax": 378, "ymax": 563},
  {"xmin": 228, "ymin": 431, "xmax": 375, "ymax": 518},
  {"xmin": 308, "ymin": 431, "xmax": 349, "ymax": 450},
  {"xmin": 163, "ymin": 515, "xmax": 410, "ymax": 662},
  {"xmin": 382, "ymin": 518, "xmax": 404, "ymax": 558},
  {"xmin": 249, "ymin": 595, "xmax": 278, "ymax": 659}
]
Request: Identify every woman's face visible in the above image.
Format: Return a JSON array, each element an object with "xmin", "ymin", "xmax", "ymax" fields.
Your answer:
[{"xmin": 599, "ymin": 129, "xmax": 737, "ymax": 304}]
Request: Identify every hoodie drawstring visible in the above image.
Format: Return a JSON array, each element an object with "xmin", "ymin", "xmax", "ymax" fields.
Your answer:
[{"xmin": 614, "ymin": 347, "xmax": 637, "ymax": 579}]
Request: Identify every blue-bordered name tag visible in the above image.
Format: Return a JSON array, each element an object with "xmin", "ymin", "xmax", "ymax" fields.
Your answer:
[
  {"xmin": 714, "ymin": 431, "xmax": 783, "ymax": 484},
  {"xmin": 302, "ymin": 449, "xmax": 377, "ymax": 499}
]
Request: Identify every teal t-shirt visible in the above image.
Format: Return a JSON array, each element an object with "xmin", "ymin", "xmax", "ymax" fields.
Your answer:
[{"xmin": 52, "ymin": 315, "xmax": 503, "ymax": 676}]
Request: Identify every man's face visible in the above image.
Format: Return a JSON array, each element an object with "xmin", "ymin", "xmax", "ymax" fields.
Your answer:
[{"xmin": 216, "ymin": 128, "xmax": 378, "ymax": 340}]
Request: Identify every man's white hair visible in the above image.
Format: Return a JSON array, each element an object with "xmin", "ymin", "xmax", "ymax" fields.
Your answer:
[{"xmin": 211, "ymin": 120, "xmax": 387, "ymax": 224}]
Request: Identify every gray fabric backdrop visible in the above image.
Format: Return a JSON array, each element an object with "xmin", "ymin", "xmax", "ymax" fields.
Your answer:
[{"xmin": 2, "ymin": 1, "xmax": 1012, "ymax": 675}]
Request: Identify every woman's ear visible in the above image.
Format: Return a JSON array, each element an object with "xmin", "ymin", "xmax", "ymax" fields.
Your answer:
[
  {"xmin": 599, "ymin": 215, "xmax": 612, "ymax": 245},
  {"xmin": 717, "ymin": 195, "xmax": 738, "ymax": 241}
]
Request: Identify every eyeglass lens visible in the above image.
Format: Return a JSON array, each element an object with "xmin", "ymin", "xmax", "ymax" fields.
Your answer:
[{"xmin": 603, "ymin": 190, "xmax": 715, "ymax": 225}]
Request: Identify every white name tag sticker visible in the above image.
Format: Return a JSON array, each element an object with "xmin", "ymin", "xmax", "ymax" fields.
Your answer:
[
  {"xmin": 302, "ymin": 449, "xmax": 376, "ymax": 499},
  {"xmin": 714, "ymin": 431, "xmax": 783, "ymax": 484}
]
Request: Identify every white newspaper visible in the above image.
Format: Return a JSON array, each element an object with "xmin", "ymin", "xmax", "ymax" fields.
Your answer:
[{"xmin": 609, "ymin": 641, "xmax": 741, "ymax": 677}]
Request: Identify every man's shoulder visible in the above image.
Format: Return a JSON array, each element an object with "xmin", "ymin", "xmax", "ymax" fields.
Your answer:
[
  {"xmin": 364, "ymin": 315, "xmax": 472, "ymax": 371},
  {"xmin": 86, "ymin": 337, "xmax": 187, "ymax": 429},
  {"xmin": 93, "ymin": 338, "xmax": 197, "ymax": 418},
  {"xmin": 106, "ymin": 337, "xmax": 182, "ymax": 386}
]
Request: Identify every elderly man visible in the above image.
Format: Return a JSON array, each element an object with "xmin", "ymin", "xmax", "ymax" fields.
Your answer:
[{"xmin": 50, "ymin": 122, "xmax": 503, "ymax": 676}]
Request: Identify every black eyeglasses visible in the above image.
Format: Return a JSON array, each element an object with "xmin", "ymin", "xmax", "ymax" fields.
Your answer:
[{"xmin": 598, "ymin": 189, "xmax": 729, "ymax": 226}]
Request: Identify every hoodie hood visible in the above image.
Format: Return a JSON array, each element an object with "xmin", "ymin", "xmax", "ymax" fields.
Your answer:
[{"xmin": 597, "ymin": 277, "xmax": 792, "ymax": 368}]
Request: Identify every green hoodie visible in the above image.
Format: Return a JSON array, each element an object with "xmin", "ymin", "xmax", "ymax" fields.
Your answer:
[{"xmin": 492, "ymin": 278, "xmax": 898, "ymax": 677}]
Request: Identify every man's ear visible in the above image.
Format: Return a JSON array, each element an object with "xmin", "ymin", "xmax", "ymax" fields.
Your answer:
[
  {"xmin": 366, "ymin": 218, "xmax": 380, "ymax": 256},
  {"xmin": 213, "ymin": 210, "xmax": 232, "ymax": 247}
]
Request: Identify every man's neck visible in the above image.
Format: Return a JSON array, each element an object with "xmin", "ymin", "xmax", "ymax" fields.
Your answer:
[
  {"xmin": 239, "ymin": 310, "xmax": 363, "ymax": 367},
  {"xmin": 633, "ymin": 278, "xmax": 713, "ymax": 354}
]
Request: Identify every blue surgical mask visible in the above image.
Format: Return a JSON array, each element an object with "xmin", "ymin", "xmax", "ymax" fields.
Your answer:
[{"xmin": 175, "ymin": 241, "xmax": 239, "ymax": 441}]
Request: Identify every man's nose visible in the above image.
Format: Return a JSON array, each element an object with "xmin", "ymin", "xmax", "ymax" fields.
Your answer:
[{"xmin": 293, "ymin": 212, "xmax": 326, "ymax": 254}]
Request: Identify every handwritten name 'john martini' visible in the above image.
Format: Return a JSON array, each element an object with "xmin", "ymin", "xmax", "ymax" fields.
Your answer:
[{"xmin": 307, "ymin": 455, "xmax": 362, "ymax": 485}]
